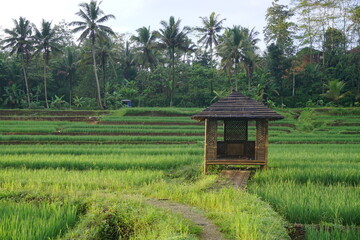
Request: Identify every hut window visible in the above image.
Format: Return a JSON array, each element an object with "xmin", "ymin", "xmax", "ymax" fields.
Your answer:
[{"xmin": 224, "ymin": 120, "xmax": 248, "ymax": 142}]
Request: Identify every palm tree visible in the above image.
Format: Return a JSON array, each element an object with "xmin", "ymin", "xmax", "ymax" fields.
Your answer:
[
  {"xmin": 119, "ymin": 41, "xmax": 136, "ymax": 81},
  {"xmin": 95, "ymin": 38, "xmax": 118, "ymax": 101},
  {"xmin": 321, "ymin": 80, "xmax": 351, "ymax": 105},
  {"xmin": 58, "ymin": 46, "xmax": 80, "ymax": 108},
  {"xmin": 241, "ymin": 27, "xmax": 260, "ymax": 90},
  {"xmin": 195, "ymin": 12, "xmax": 226, "ymax": 66},
  {"xmin": 217, "ymin": 26, "xmax": 260, "ymax": 91},
  {"xmin": 182, "ymin": 37, "xmax": 197, "ymax": 63},
  {"xmin": 33, "ymin": 19, "xmax": 62, "ymax": 108},
  {"xmin": 195, "ymin": 12, "xmax": 225, "ymax": 93},
  {"xmin": 242, "ymin": 50, "xmax": 261, "ymax": 91},
  {"xmin": 2, "ymin": 17, "xmax": 33, "ymax": 107},
  {"xmin": 217, "ymin": 26, "xmax": 245, "ymax": 90},
  {"xmin": 158, "ymin": 16, "xmax": 190, "ymax": 106},
  {"xmin": 131, "ymin": 26, "xmax": 158, "ymax": 70},
  {"xmin": 70, "ymin": 0, "xmax": 115, "ymax": 109}
]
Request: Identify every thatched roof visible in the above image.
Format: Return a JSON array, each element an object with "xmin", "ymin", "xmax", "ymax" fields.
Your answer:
[{"xmin": 192, "ymin": 91, "xmax": 284, "ymax": 121}]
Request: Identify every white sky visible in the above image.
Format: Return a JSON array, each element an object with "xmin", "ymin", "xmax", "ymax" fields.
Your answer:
[{"xmin": 0, "ymin": 0, "xmax": 291, "ymax": 51}]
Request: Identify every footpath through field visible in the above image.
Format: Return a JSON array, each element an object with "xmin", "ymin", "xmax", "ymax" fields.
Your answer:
[
  {"xmin": 221, "ymin": 170, "xmax": 251, "ymax": 188},
  {"xmin": 142, "ymin": 171, "xmax": 251, "ymax": 240},
  {"xmin": 145, "ymin": 198, "xmax": 226, "ymax": 240}
]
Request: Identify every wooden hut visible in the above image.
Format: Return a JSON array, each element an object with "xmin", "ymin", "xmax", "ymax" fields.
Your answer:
[{"xmin": 192, "ymin": 91, "xmax": 284, "ymax": 174}]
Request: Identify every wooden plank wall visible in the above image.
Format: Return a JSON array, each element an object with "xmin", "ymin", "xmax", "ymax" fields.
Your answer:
[
  {"xmin": 204, "ymin": 119, "xmax": 217, "ymax": 174},
  {"xmin": 255, "ymin": 120, "xmax": 269, "ymax": 168}
]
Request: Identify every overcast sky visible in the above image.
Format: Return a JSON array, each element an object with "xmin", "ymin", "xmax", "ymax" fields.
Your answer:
[{"xmin": 0, "ymin": 0, "xmax": 291, "ymax": 51}]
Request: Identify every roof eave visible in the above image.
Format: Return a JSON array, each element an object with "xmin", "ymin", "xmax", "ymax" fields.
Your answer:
[{"xmin": 191, "ymin": 115, "xmax": 284, "ymax": 121}]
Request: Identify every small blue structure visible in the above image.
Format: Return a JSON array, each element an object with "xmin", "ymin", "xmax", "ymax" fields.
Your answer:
[{"xmin": 121, "ymin": 99, "xmax": 132, "ymax": 107}]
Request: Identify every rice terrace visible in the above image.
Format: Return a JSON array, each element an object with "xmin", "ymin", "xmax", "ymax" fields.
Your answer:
[
  {"xmin": 1, "ymin": 0, "xmax": 360, "ymax": 239},
  {"xmin": 0, "ymin": 104, "xmax": 359, "ymax": 240}
]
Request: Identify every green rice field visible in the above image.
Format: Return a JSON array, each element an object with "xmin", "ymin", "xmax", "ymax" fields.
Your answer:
[{"xmin": 0, "ymin": 107, "xmax": 359, "ymax": 239}]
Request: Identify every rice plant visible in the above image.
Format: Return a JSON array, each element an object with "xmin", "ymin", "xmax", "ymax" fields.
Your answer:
[
  {"xmin": 248, "ymin": 144, "xmax": 360, "ymax": 226},
  {"xmin": 0, "ymin": 108, "xmax": 359, "ymax": 240},
  {"xmin": 0, "ymin": 201, "xmax": 78, "ymax": 240},
  {"xmin": 0, "ymin": 153, "xmax": 201, "ymax": 170},
  {"xmin": 305, "ymin": 224, "xmax": 360, "ymax": 240},
  {"xmin": 141, "ymin": 176, "xmax": 290, "ymax": 240},
  {"xmin": 61, "ymin": 196, "xmax": 201, "ymax": 240},
  {"xmin": 100, "ymin": 116, "xmax": 195, "ymax": 123},
  {"xmin": 0, "ymin": 134, "xmax": 203, "ymax": 143},
  {"xmin": 0, "ymin": 144, "xmax": 203, "ymax": 156},
  {"xmin": 0, "ymin": 168, "xmax": 164, "ymax": 194}
]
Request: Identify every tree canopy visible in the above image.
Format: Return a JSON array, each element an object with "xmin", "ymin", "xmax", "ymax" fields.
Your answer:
[{"xmin": 0, "ymin": 0, "xmax": 359, "ymax": 109}]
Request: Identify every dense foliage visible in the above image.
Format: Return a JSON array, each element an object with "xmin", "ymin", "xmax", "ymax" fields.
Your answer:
[{"xmin": 0, "ymin": 0, "xmax": 359, "ymax": 109}]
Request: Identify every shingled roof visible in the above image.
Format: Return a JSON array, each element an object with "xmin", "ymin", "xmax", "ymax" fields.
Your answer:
[{"xmin": 192, "ymin": 91, "xmax": 284, "ymax": 121}]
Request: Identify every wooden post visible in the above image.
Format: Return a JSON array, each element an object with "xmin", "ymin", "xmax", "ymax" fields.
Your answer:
[
  {"xmin": 263, "ymin": 120, "xmax": 269, "ymax": 169},
  {"xmin": 204, "ymin": 118, "xmax": 217, "ymax": 174},
  {"xmin": 255, "ymin": 119, "xmax": 268, "ymax": 169}
]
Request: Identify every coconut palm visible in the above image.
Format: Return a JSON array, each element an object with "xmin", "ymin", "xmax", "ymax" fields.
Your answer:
[
  {"xmin": 217, "ymin": 26, "xmax": 260, "ymax": 91},
  {"xmin": 195, "ymin": 12, "xmax": 226, "ymax": 66},
  {"xmin": 182, "ymin": 37, "xmax": 197, "ymax": 63},
  {"xmin": 321, "ymin": 80, "xmax": 351, "ymax": 105},
  {"xmin": 119, "ymin": 41, "xmax": 136, "ymax": 81},
  {"xmin": 242, "ymin": 49, "xmax": 261, "ymax": 90},
  {"xmin": 217, "ymin": 26, "xmax": 246, "ymax": 90},
  {"xmin": 241, "ymin": 27, "xmax": 260, "ymax": 90},
  {"xmin": 2, "ymin": 17, "xmax": 33, "ymax": 107},
  {"xmin": 70, "ymin": 0, "xmax": 115, "ymax": 109},
  {"xmin": 58, "ymin": 46, "xmax": 80, "ymax": 108},
  {"xmin": 158, "ymin": 16, "xmax": 190, "ymax": 106},
  {"xmin": 33, "ymin": 19, "xmax": 62, "ymax": 108},
  {"xmin": 95, "ymin": 38, "xmax": 119, "ymax": 100},
  {"xmin": 131, "ymin": 26, "xmax": 158, "ymax": 70}
]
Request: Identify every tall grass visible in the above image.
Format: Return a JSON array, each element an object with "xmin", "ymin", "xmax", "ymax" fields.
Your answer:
[
  {"xmin": 60, "ymin": 127, "xmax": 205, "ymax": 134},
  {"xmin": 268, "ymin": 144, "xmax": 360, "ymax": 168},
  {"xmin": 252, "ymin": 167, "xmax": 360, "ymax": 186},
  {"xmin": 63, "ymin": 124, "xmax": 204, "ymax": 130},
  {"xmin": 142, "ymin": 176, "xmax": 290, "ymax": 240},
  {"xmin": 111, "ymin": 107, "xmax": 202, "ymax": 116},
  {"xmin": 0, "ymin": 109, "xmax": 107, "ymax": 116},
  {"xmin": 0, "ymin": 126, "xmax": 57, "ymax": 133},
  {"xmin": 0, "ymin": 153, "xmax": 201, "ymax": 170},
  {"xmin": 270, "ymin": 134, "xmax": 360, "ymax": 143},
  {"xmin": 0, "ymin": 166, "xmax": 290, "ymax": 239},
  {"xmin": 249, "ymin": 181, "xmax": 360, "ymax": 225},
  {"xmin": 2, "ymin": 111, "xmax": 359, "ymax": 144},
  {"xmin": 0, "ymin": 134, "xmax": 203, "ymax": 142},
  {"xmin": 0, "ymin": 144, "xmax": 203, "ymax": 156},
  {"xmin": 61, "ymin": 196, "xmax": 200, "ymax": 240},
  {"xmin": 0, "ymin": 108, "xmax": 359, "ymax": 239},
  {"xmin": 305, "ymin": 224, "xmax": 360, "ymax": 240},
  {"xmin": 0, "ymin": 168, "xmax": 164, "ymax": 194},
  {"xmin": 2, "ymin": 131, "xmax": 359, "ymax": 144},
  {"xmin": 0, "ymin": 201, "xmax": 78, "ymax": 240},
  {"xmin": 248, "ymin": 144, "xmax": 360, "ymax": 226},
  {"xmin": 100, "ymin": 116, "xmax": 195, "ymax": 122}
]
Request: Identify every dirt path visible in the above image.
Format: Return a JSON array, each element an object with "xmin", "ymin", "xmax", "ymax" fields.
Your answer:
[
  {"xmin": 145, "ymin": 198, "xmax": 226, "ymax": 240},
  {"xmin": 221, "ymin": 170, "xmax": 251, "ymax": 188}
]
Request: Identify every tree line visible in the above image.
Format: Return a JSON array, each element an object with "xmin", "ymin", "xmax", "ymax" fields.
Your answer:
[{"xmin": 0, "ymin": 0, "xmax": 359, "ymax": 109}]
